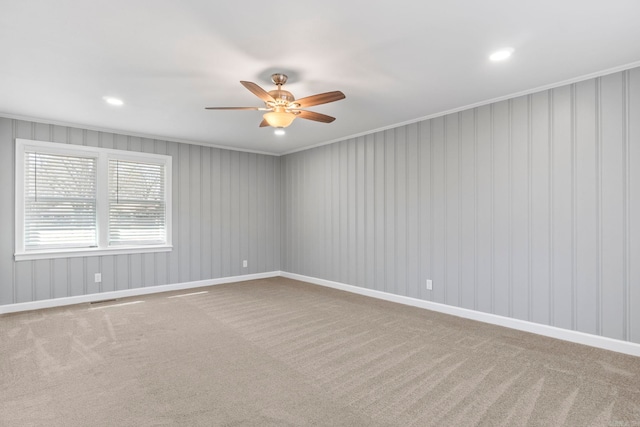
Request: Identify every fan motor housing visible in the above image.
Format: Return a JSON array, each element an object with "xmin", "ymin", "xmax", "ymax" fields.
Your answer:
[{"xmin": 268, "ymin": 89, "xmax": 295, "ymax": 104}]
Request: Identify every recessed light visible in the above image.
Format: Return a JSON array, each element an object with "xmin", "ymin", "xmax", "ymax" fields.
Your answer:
[
  {"xmin": 274, "ymin": 129, "xmax": 286, "ymax": 136},
  {"xmin": 489, "ymin": 48, "xmax": 514, "ymax": 61},
  {"xmin": 103, "ymin": 96, "xmax": 124, "ymax": 106}
]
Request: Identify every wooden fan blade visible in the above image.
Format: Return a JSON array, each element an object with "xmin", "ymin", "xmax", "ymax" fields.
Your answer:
[
  {"xmin": 205, "ymin": 107, "xmax": 261, "ymax": 110},
  {"xmin": 296, "ymin": 110, "xmax": 336, "ymax": 123},
  {"xmin": 293, "ymin": 91, "xmax": 345, "ymax": 108},
  {"xmin": 259, "ymin": 119, "xmax": 269, "ymax": 127},
  {"xmin": 240, "ymin": 81, "xmax": 275, "ymax": 103}
]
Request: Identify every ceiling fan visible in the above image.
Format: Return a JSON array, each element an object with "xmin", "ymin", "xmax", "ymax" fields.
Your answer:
[{"xmin": 206, "ymin": 73, "xmax": 345, "ymax": 129}]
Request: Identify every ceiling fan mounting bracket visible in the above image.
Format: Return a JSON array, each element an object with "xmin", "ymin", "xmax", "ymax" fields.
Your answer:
[{"xmin": 271, "ymin": 73, "xmax": 288, "ymax": 86}]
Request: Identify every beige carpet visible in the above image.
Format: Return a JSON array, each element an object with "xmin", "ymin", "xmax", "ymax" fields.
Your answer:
[{"xmin": 1, "ymin": 277, "xmax": 639, "ymax": 426}]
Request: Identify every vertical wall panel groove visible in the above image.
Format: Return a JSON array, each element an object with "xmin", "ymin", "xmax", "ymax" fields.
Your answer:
[
  {"xmin": 508, "ymin": 100, "xmax": 513, "ymax": 318},
  {"xmin": 429, "ymin": 121, "xmax": 434, "ymax": 301},
  {"xmin": 384, "ymin": 131, "xmax": 394, "ymax": 294},
  {"xmin": 596, "ymin": 77, "xmax": 603, "ymax": 335},
  {"xmin": 527, "ymin": 95, "xmax": 533, "ymax": 321},
  {"xmin": 200, "ymin": 148, "xmax": 205, "ymax": 279},
  {"xmin": 490, "ymin": 105, "xmax": 495, "ymax": 314},
  {"xmin": 49, "ymin": 259, "xmax": 54, "ymax": 299},
  {"xmin": 432, "ymin": 118, "xmax": 444, "ymax": 303},
  {"xmin": 476, "ymin": 106, "xmax": 492, "ymax": 312},
  {"xmin": 396, "ymin": 128, "xmax": 407, "ymax": 296},
  {"xmin": 573, "ymin": 79, "xmax": 597, "ymax": 331},
  {"xmin": 443, "ymin": 118, "xmax": 448, "ymax": 304},
  {"xmin": 348, "ymin": 140, "xmax": 357, "ymax": 286},
  {"xmin": 458, "ymin": 114, "xmax": 462, "ymax": 308},
  {"xmin": 66, "ymin": 258, "xmax": 70, "ymax": 297},
  {"xmin": 473, "ymin": 109, "xmax": 478, "ymax": 311},
  {"xmin": 571, "ymin": 84, "xmax": 577, "ymax": 330},
  {"xmin": 415, "ymin": 125, "xmax": 422, "ymax": 298},
  {"xmin": 549, "ymin": 91, "xmax": 555, "ymax": 326},
  {"xmin": 510, "ymin": 96, "xmax": 528, "ymax": 321},
  {"xmin": 629, "ymin": 68, "xmax": 640, "ymax": 343},
  {"xmin": 600, "ymin": 72, "xmax": 625, "ymax": 340},
  {"xmin": 623, "ymin": 70, "xmax": 630, "ymax": 341}
]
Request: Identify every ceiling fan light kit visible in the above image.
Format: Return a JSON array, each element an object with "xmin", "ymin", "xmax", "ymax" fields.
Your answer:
[
  {"xmin": 263, "ymin": 108, "xmax": 296, "ymax": 128},
  {"xmin": 206, "ymin": 73, "xmax": 345, "ymax": 129}
]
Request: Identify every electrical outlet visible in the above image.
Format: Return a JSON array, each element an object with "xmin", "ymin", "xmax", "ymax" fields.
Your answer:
[
  {"xmin": 243, "ymin": 260, "xmax": 248, "ymax": 268},
  {"xmin": 95, "ymin": 273, "xmax": 102, "ymax": 283},
  {"xmin": 426, "ymin": 279, "xmax": 432, "ymax": 290}
]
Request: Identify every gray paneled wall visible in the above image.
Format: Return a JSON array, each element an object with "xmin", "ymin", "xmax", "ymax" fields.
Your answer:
[
  {"xmin": 0, "ymin": 118, "xmax": 281, "ymax": 305},
  {"xmin": 281, "ymin": 67, "xmax": 640, "ymax": 344}
]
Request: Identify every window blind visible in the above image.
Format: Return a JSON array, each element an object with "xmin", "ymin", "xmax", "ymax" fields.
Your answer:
[
  {"xmin": 24, "ymin": 151, "xmax": 97, "ymax": 249},
  {"xmin": 108, "ymin": 159, "xmax": 166, "ymax": 246}
]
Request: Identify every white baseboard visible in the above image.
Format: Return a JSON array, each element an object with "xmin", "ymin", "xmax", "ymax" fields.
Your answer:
[
  {"xmin": 0, "ymin": 271, "xmax": 280, "ymax": 315},
  {"xmin": 3, "ymin": 269, "xmax": 638, "ymax": 358},
  {"xmin": 281, "ymin": 272, "xmax": 640, "ymax": 358}
]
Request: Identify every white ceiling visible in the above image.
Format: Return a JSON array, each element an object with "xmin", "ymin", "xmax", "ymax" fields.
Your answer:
[{"xmin": 1, "ymin": 1, "xmax": 639, "ymax": 155}]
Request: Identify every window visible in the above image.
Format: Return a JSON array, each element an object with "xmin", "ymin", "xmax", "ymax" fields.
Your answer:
[
  {"xmin": 108, "ymin": 159, "xmax": 166, "ymax": 246},
  {"xmin": 15, "ymin": 139, "xmax": 172, "ymax": 260},
  {"xmin": 24, "ymin": 151, "xmax": 98, "ymax": 250}
]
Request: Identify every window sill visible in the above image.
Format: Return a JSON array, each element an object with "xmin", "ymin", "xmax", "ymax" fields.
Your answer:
[{"xmin": 14, "ymin": 245, "xmax": 173, "ymax": 261}]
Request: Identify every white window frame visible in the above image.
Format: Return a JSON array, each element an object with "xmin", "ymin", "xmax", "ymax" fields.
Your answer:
[{"xmin": 15, "ymin": 139, "xmax": 172, "ymax": 261}]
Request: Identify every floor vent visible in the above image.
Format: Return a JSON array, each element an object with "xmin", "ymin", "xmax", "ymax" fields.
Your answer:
[{"xmin": 89, "ymin": 299, "xmax": 117, "ymax": 305}]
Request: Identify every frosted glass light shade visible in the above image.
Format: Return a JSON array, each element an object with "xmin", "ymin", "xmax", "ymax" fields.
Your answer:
[{"xmin": 263, "ymin": 111, "xmax": 295, "ymax": 128}]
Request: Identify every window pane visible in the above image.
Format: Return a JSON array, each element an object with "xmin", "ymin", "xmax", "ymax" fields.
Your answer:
[
  {"xmin": 24, "ymin": 152, "xmax": 97, "ymax": 249},
  {"xmin": 108, "ymin": 159, "xmax": 166, "ymax": 245}
]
